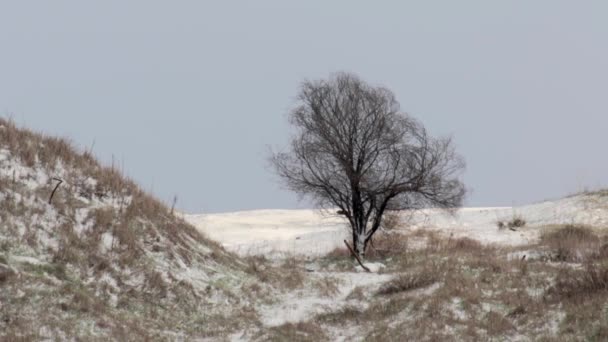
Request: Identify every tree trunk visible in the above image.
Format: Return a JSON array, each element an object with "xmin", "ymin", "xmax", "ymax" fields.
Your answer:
[
  {"xmin": 352, "ymin": 230, "xmax": 367, "ymax": 259},
  {"xmin": 351, "ymin": 230, "xmax": 358, "ymax": 256},
  {"xmin": 356, "ymin": 234, "xmax": 366, "ymax": 259}
]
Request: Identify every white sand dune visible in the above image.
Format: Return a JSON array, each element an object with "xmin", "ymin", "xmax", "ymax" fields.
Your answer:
[
  {"xmin": 185, "ymin": 193, "xmax": 608, "ymax": 257},
  {"xmin": 184, "ymin": 193, "xmax": 608, "ymax": 332}
]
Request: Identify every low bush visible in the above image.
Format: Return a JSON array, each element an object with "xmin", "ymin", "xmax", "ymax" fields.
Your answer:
[
  {"xmin": 508, "ymin": 216, "xmax": 526, "ymax": 228},
  {"xmin": 497, "ymin": 215, "xmax": 526, "ymax": 230},
  {"xmin": 382, "ymin": 211, "xmax": 404, "ymax": 231},
  {"xmin": 540, "ymin": 225, "xmax": 600, "ymax": 262},
  {"xmin": 447, "ymin": 237, "xmax": 484, "ymax": 253},
  {"xmin": 366, "ymin": 232, "xmax": 408, "ymax": 258},
  {"xmin": 546, "ymin": 263, "xmax": 608, "ymax": 301}
]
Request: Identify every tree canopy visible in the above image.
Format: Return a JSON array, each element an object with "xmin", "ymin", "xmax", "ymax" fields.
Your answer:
[{"xmin": 272, "ymin": 72, "xmax": 466, "ymax": 258}]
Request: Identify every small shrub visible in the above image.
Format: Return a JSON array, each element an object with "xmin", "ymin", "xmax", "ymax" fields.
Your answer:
[
  {"xmin": 447, "ymin": 237, "xmax": 483, "ymax": 252},
  {"xmin": 279, "ymin": 258, "xmax": 305, "ymax": 289},
  {"xmin": 346, "ymin": 286, "xmax": 365, "ymax": 301},
  {"xmin": 324, "ymin": 246, "xmax": 349, "ymax": 260},
  {"xmin": 146, "ymin": 271, "xmax": 168, "ymax": 297},
  {"xmin": 245, "ymin": 255, "xmax": 269, "ymax": 276},
  {"xmin": 469, "ymin": 255, "xmax": 506, "ymax": 274},
  {"xmin": 506, "ymin": 305, "xmax": 526, "ymax": 318},
  {"xmin": 546, "ymin": 263, "xmax": 608, "ymax": 301},
  {"xmin": 382, "ymin": 211, "xmax": 404, "ymax": 231},
  {"xmin": 507, "ymin": 216, "xmax": 526, "ymax": 229},
  {"xmin": 540, "ymin": 225, "xmax": 600, "ymax": 262},
  {"xmin": 314, "ymin": 276, "xmax": 341, "ymax": 297},
  {"xmin": 0, "ymin": 264, "xmax": 14, "ymax": 283},
  {"xmin": 244, "ymin": 256, "xmax": 304, "ymax": 289},
  {"xmin": 315, "ymin": 305, "xmax": 364, "ymax": 324},
  {"xmin": 366, "ymin": 232, "xmax": 408, "ymax": 258},
  {"xmin": 484, "ymin": 311, "xmax": 514, "ymax": 335}
]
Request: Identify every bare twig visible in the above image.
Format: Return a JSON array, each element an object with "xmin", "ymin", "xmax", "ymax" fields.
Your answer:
[
  {"xmin": 49, "ymin": 177, "xmax": 63, "ymax": 204},
  {"xmin": 171, "ymin": 195, "xmax": 178, "ymax": 215},
  {"xmin": 344, "ymin": 240, "xmax": 370, "ymax": 272},
  {"xmin": 86, "ymin": 139, "xmax": 96, "ymax": 157}
]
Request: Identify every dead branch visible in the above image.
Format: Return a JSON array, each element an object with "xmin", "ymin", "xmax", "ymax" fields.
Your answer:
[
  {"xmin": 171, "ymin": 195, "xmax": 178, "ymax": 215},
  {"xmin": 344, "ymin": 240, "xmax": 371, "ymax": 272},
  {"xmin": 49, "ymin": 177, "xmax": 63, "ymax": 204}
]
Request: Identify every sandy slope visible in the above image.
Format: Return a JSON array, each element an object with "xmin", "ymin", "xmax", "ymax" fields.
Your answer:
[
  {"xmin": 0, "ymin": 120, "xmax": 257, "ymax": 340},
  {"xmin": 186, "ymin": 210, "xmax": 347, "ymax": 256},
  {"xmin": 186, "ymin": 193, "xmax": 608, "ymax": 256}
]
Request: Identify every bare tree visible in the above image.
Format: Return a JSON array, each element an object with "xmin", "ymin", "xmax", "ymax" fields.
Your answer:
[{"xmin": 271, "ymin": 72, "xmax": 466, "ymax": 259}]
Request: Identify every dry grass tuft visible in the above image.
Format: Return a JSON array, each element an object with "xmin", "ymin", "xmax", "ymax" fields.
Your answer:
[
  {"xmin": 258, "ymin": 321, "xmax": 327, "ymax": 342},
  {"xmin": 346, "ymin": 286, "xmax": 366, "ymax": 301},
  {"xmin": 0, "ymin": 117, "xmax": 254, "ymax": 340},
  {"xmin": 314, "ymin": 275, "xmax": 342, "ymax": 297},
  {"xmin": 447, "ymin": 237, "xmax": 484, "ymax": 252},
  {"xmin": 376, "ymin": 272, "xmax": 437, "ymax": 296},
  {"xmin": 310, "ymin": 231, "xmax": 608, "ymax": 340},
  {"xmin": 324, "ymin": 246, "xmax": 350, "ymax": 259},
  {"xmin": 546, "ymin": 263, "xmax": 608, "ymax": 301},
  {"xmin": 484, "ymin": 310, "xmax": 514, "ymax": 335},
  {"xmin": 366, "ymin": 231, "xmax": 408, "ymax": 259},
  {"xmin": 324, "ymin": 231, "xmax": 408, "ymax": 262},
  {"xmin": 497, "ymin": 215, "xmax": 526, "ymax": 230},
  {"xmin": 381, "ymin": 211, "xmax": 405, "ymax": 231},
  {"xmin": 0, "ymin": 264, "xmax": 14, "ymax": 283},
  {"xmin": 315, "ymin": 305, "xmax": 364, "ymax": 324},
  {"xmin": 244, "ymin": 256, "xmax": 304, "ymax": 290},
  {"xmin": 509, "ymin": 216, "xmax": 526, "ymax": 228},
  {"xmin": 540, "ymin": 224, "xmax": 600, "ymax": 262}
]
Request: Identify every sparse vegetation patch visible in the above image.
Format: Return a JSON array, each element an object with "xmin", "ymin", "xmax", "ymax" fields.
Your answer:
[
  {"xmin": 540, "ymin": 224, "xmax": 601, "ymax": 262},
  {"xmin": 0, "ymin": 118, "xmax": 259, "ymax": 340}
]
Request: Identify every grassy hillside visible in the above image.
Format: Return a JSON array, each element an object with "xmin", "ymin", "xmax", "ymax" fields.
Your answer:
[
  {"xmin": 4, "ymin": 117, "xmax": 608, "ymax": 341},
  {"xmin": 0, "ymin": 118, "xmax": 259, "ymax": 340}
]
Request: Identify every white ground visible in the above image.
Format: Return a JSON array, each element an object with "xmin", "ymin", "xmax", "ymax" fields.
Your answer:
[
  {"xmin": 185, "ymin": 194, "xmax": 608, "ymax": 336},
  {"xmin": 185, "ymin": 193, "xmax": 608, "ymax": 257},
  {"xmin": 186, "ymin": 210, "xmax": 347, "ymax": 257}
]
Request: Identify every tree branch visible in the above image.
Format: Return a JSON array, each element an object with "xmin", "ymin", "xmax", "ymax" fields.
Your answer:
[{"xmin": 344, "ymin": 240, "xmax": 370, "ymax": 272}]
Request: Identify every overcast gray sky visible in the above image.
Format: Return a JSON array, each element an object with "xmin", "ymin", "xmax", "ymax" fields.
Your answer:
[{"xmin": 1, "ymin": 1, "xmax": 607, "ymax": 213}]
